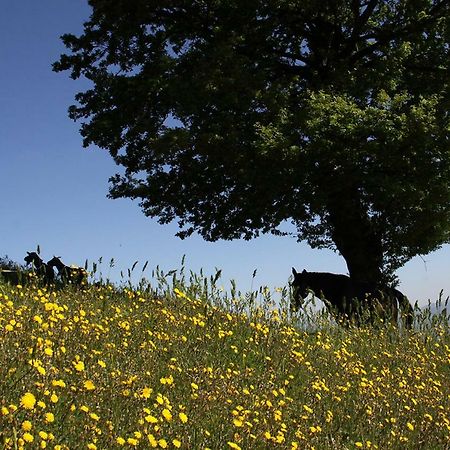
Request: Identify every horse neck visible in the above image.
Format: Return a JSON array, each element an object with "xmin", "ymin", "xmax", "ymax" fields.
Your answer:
[
  {"xmin": 33, "ymin": 257, "xmax": 44, "ymax": 268},
  {"xmin": 305, "ymin": 273, "xmax": 344, "ymax": 300},
  {"xmin": 27, "ymin": 254, "xmax": 44, "ymax": 269},
  {"xmin": 51, "ymin": 259, "xmax": 66, "ymax": 272},
  {"xmin": 304, "ymin": 273, "xmax": 327, "ymax": 292}
]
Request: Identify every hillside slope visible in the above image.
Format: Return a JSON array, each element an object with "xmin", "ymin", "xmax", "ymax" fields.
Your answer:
[{"xmin": 1, "ymin": 280, "xmax": 449, "ymax": 449}]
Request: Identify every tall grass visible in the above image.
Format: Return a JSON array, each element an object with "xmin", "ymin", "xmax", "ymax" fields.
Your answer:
[{"xmin": 0, "ymin": 265, "xmax": 449, "ymax": 449}]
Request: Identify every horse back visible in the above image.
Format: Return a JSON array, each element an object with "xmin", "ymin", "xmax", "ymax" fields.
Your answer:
[{"xmin": 311, "ymin": 273, "xmax": 354, "ymax": 299}]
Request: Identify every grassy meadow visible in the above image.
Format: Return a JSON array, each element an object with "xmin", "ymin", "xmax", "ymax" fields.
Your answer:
[{"xmin": 0, "ymin": 268, "xmax": 449, "ymax": 450}]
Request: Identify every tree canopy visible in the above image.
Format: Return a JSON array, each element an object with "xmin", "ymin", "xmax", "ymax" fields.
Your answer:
[{"xmin": 54, "ymin": 0, "xmax": 450, "ymax": 284}]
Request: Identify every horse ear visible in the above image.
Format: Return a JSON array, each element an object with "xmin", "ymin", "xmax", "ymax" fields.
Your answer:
[
  {"xmin": 292, "ymin": 267, "xmax": 298, "ymax": 276},
  {"xmin": 27, "ymin": 251, "xmax": 31, "ymax": 255},
  {"xmin": 302, "ymin": 269, "xmax": 307, "ymax": 274}
]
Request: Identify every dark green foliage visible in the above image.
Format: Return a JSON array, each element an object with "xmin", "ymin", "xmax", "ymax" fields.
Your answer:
[
  {"xmin": 0, "ymin": 256, "xmax": 26, "ymax": 285},
  {"xmin": 0, "ymin": 255, "xmax": 23, "ymax": 271},
  {"xmin": 54, "ymin": 0, "xmax": 450, "ymax": 284}
]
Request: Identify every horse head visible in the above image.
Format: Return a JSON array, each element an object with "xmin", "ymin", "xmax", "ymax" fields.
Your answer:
[
  {"xmin": 24, "ymin": 251, "xmax": 43, "ymax": 266},
  {"xmin": 290, "ymin": 268, "xmax": 312, "ymax": 312}
]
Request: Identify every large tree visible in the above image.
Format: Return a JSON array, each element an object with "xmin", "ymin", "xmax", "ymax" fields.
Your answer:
[{"xmin": 54, "ymin": 0, "xmax": 450, "ymax": 285}]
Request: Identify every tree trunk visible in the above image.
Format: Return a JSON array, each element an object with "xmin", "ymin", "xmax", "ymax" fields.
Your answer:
[{"xmin": 327, "ymin": 186, "xmax": 384, "ymax": 285}]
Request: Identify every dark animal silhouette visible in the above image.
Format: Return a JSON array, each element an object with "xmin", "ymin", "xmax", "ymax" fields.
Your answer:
[
  {"xmin": 291, "ymin": 268, "xmax": 413, "ymax": 328},
  {"xmin": 24, "ymin": 251, "xmax": 54, "ymax": 284},
  {"xmin": 47, "ymin": 256, "xmax": 87, "ymax": 286}
]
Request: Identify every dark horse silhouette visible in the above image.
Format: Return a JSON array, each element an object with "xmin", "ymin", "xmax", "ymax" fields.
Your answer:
[
  {"xmin": 291, "ymin": 268, "xmax": 413, "ymax": 328},
  {"xmin": 24, "ymin": 251, "xmax": 54, "ymax": 284},
  {"xmin": 47, "ymin": 256, "xmax": 87, "ymax": 286}
]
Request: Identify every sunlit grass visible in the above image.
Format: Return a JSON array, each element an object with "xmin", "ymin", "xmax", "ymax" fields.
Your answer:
[{"xmin": 0, "ymin": 269, "xmax": 449, "ymax": 449}]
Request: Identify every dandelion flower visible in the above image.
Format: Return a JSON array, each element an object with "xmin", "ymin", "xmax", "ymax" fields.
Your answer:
[
  {"xmin": 233, "ymin": 418, "xmax": 243, "ymax": 427},
  {"xmin": 21, "ymin": 420, "xmax": 32, "ymax": 431},
  {"xmin": 39, "ymin": 431, "xmax": 48, "ymax": 440},
  {"xmin": 23, "ymin": 433, "xmax": 34, "ymax": 443},
  {"xmin": 141, "ymin": 387, "xmax": 152, "ymax": 399},
  {"xmin": 179, "ymin": 412, "xmax": 188, "ymax": 423},
  {"xmin": 84, "ymin": 380, "xmax": 96, "ymax": 390},
  {"xmin": 147, "ymin": 434, "xmax": 158, "ymax": 447},
  {"xmin": 145, "ymin": 414, "xmax": 158, "ymax": 424},
  {"xmin": 116, "ymin": 437, "xmax": 126, "ymax": 445},
  {"xmin": 73, "ymin": 361, "xmax": 85, "ymax": 372},
  {"xmin": 20, "ymin": 393, "xmax": 36, "ymax": 410},
  {"xmin": 162, "ymin": 409, "xmax": 172, "ymax": 421},
  {"xmin": 173, "ymin": 439, "xmax": 181, "ymax": 448},
  {"xmin": 227, "ymin": 442, "xmax": 241, "ymax": 450}
]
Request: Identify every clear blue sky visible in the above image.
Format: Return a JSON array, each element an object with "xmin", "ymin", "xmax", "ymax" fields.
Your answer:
[{"xmin": 1, "ymin": 1, "xmax": 448, "ymax": 304}]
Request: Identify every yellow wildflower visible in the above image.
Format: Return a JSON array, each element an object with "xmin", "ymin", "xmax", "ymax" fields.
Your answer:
[
  {"xmin": 21, "ymin": 421, "xmax": 32, "ymax": 431},
  {"xmin": 84, "ymin": 380, "xmax": 96, "ymax": 390},
  {"xmin": 147, "ymin": 434, "xmax": 158, "ymax": 447},
  {"xmin": 23, "ymin": 433, "xmax": 34, "ymax": 443},
  {"xmin": 73, "ymin": 361, "xmax": 85, "ymax": 371},
  {"xmin": 227, "ymin": 443, "xmax": 241, "ymax": 450},
  {"xmin": 233, "ymin": 418, "xmax": 243, "ymax": 427},
  {"xmin": 39, "ymin": 431, "xmax": 49, "ymax": 441},
  {"xmin": 141, "ymin": 387, "xmax": 152, "ymax": 399},
  {"xmin": 145, "ymin": 415, "xmax": 158, "ymax": 424},
  {"xmin": 162, "ymin": 408, "xmax": 172, "ymax": 421},
  {"xmin": 20, "ymin": 392, "xmax": 36, "ymax": 410}
]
